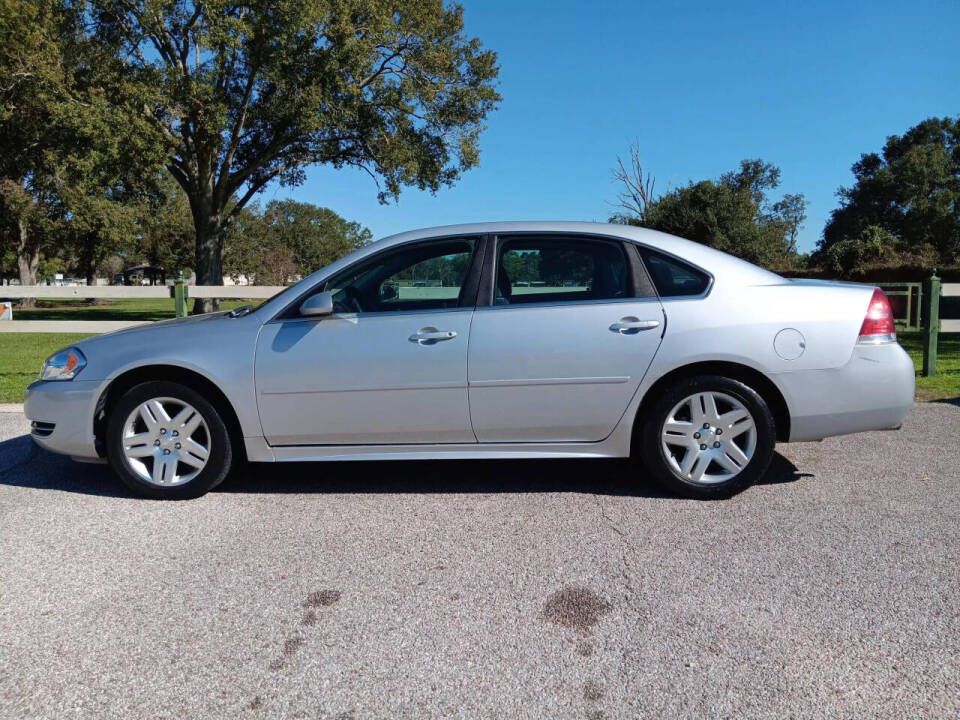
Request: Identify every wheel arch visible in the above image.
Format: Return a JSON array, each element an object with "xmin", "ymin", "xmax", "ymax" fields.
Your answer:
[
  {"xmin": 94, "ymin": 364, "xmax": 246, "ymax": 461},
  {"xmin": 634, "ymin": 361, "xmax": 791, "ymax": 443}
]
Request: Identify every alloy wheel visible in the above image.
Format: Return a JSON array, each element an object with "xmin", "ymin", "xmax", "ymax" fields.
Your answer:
[
  {"xmin": 121, "ymin": 397, "xmax": 211, "ymax": 486},
  {"xmin": 660, "ymin": 391, "xmax": 757, "ymax": 485}
]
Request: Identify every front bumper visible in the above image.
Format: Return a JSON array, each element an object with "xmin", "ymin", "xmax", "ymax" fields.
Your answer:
[
  {"xmin": 23, "ymin": 379, "xmax": 102, "ymax": 458},
  {"xmin": 774, "ymin": 342, "xmax": 915, "ymax": 442}
]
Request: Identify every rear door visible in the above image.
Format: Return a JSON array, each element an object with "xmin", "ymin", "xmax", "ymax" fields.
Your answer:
[{"xmin": 467, "ymin": 235, "xmax": 665, "ymax": 442}]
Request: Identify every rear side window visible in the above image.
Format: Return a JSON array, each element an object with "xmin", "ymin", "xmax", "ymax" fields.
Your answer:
[
  {"xmin": 638, "ymin": 248, "xmax": 710, "ymax": 297},
  {"xmin": 495, "ymin": 237, "xmax": 629, "ymax": 305}
]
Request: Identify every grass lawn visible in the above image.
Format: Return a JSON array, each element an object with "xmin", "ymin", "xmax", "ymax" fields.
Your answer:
[
  {"xmin": 0, "ymin": 333, "xmax": 94, "ymax": 403},
  {"xmin": 1, "ymin": 324, "xmax": 957, "ymax": 405},
  {"xmin": 0, "ymin": 297, "xmax": 250, "ymax": 402},
  {"xmin": 898, "ymin": 331, "xmax": 960, "ymax": 402}
]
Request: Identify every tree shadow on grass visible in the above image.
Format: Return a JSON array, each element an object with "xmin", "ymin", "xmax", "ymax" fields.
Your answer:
[{"xmin": 0, "ymin": 433, "xmax": 809, "ymax": 499}]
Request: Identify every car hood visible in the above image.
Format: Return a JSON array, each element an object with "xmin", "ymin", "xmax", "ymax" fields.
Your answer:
[{"xmin": 73, "ymin": 311, "xmax": 246, "ymax": 351}]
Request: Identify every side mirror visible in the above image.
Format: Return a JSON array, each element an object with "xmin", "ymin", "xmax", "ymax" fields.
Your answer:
[
  {"xmin": 299, "ymin": 291, "xmax": 334, "ymax": 318},
  {"xmin": 379, "ymin": 284, "xmax": 397, "ymax": 301}
]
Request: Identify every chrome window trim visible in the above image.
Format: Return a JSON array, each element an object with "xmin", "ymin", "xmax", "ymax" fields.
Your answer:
[
  {"xmin": 267, "ymin": 305, "xmax": 474, "ymax": 326},
  {"xmin": 485, "ymin": 231, "xmax": 637, "ymax": 309},
  {"xmin": 475, "ymin": 296, "xmax": 661, "ymax": 313},
  {"xmin": 654, "ymin": 285, "xmax": 714, "ymax": 302},
  {"xmin": 267, "ymin": 232, "xmax": 486, "ymax": 323},
  {"xmin": 266, "ymin": 228, "xmax": 715, "ymax": 323},
  {"xmin": 478, "ymin": 230, "xmax": 714, "ymax": 307}
]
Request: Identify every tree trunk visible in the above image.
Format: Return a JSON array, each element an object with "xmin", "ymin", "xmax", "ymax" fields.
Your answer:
[
  {"xmin": 16, "ymin": 218, "xmax": 39, "ymax": 309},
  {"xmin": 193, "ymin": 210, "xmax": 224, "ymax": 314},
  {"xmin": 84, "ymin": 268, "xmax": 103, "ymax": 303},
  {"xmin": 80, "ymin": 238, "xmax": 98, "ymax": 288},
  {"xmin": 79, "ymin": 237, "xmax": 100, "ymax": 299}
]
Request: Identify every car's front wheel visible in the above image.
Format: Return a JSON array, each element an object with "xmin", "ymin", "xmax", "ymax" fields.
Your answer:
[
  {"xmin": 639, "ymin": 375, "xmax": 775, "ymax": 499},
  {"xmin": 106, "ymin": 381, "xmax": 233, "ymax": 499}
]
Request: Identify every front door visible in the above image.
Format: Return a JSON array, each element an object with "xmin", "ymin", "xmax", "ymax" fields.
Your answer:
[
  {"xmin": 255, "ymin": 237, "xmax": 481, "ymax": 446},
  {"xmin": 468, "ymin": 235, "xmax": 664, "ymax": 442}
]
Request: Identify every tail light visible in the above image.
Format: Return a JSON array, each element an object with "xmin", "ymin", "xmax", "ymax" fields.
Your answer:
[{"xmin": 858, "ymin": 288, "xmax": 896, "ymax": 344}]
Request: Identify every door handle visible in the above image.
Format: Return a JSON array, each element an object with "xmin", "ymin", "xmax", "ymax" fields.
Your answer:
[
  {"xmin": 610, "ymin": 317, "xmax": 660, "ymax": 334},
  {"xmin": 409, "ymin": 327, "xmax": 457, "ymax": 345}
]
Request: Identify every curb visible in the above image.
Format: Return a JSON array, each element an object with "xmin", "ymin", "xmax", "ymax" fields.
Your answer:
[{"xmin": 0, "ymin": 404, "xmax": 25, "ymax": 414}]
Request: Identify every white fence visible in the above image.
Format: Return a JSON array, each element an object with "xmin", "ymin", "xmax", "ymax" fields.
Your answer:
[
  {"xmin": 0, "ymin": 285, "xmax": 285, "ymax": 334},
  {"xmin": 0, "ymin": 285, "xmax": 285, "ymax": 299},
  {"xmin": 5, "ymin": 281, "xmax": 958, "ymax": 335},
  {"xmin": 942, "ymin": 284, "xmax": 960, "ymax": 332}
]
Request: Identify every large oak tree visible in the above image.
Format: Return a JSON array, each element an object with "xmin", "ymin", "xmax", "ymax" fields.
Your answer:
[{"xmin": 88, "ymin": 0, "xmax": 500, "ymax": 311}]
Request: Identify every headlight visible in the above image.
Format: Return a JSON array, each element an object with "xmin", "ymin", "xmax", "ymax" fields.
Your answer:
[{"xmin": 39, "ymin": 347, "xmax": 87, "ymax": 381}]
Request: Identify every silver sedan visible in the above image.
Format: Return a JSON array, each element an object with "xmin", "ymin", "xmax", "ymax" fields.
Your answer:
[{"xmin": 25, "ymin": 222, "xmax": 915, "ymax": 499}]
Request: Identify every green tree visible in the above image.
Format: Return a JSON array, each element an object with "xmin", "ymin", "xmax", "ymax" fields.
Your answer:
[
  {"xmin": 772, "ymin": 192, "xmax": 806, "ymax": 255},
  {"xmin": 0, "ymin": 0, "xmax": 165, "ymax": 300},
  {"xmin": 263, "ymin": 199, "xmax": 371, "ymax": 277},
  {"xmin": 0, "ymin": 219, "xmax": 19, "ymax": 282},
  {"xmin": 89, "ymin": 0, "xmax": 500, "ymax": 311},
  {"xmin": 0, "ymin": 0, "xmax": 72, "ymax": 299},
  {"xmin": 612, "ymin": 151, "xmax": 807, "ymax": 270},
  {"xmin": 817, "ymin": 116, "xmax": 960, "ymax": 269},
  {"xmin": 223, "ymin": 204, "xmax": 267, "ymax": 284},
  {"xmin": 223, "ymin": 200, "xmax": 369, "ymax": 284},
  {"xmin": 820, "ymin": 224, "xmax": 935, "ymax": 279},
  {"xmin": 501, "ymin": 250, "xmax": 539, "ymax": 284},
  {"xmin": 133, "ymin": 173, "xmax": 196, "ymax": 274},
  {"xmin": 610, "ymin": 145, "xmax": 806, "ymax": 270},
  {"xmin": 62, "ymin": 191, "xmax": 141, "ymax": 285}
]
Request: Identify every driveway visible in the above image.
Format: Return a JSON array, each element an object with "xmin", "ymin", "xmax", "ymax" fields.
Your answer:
[{"xmin": 1, "ymin": 403, "xmax": 958, "ymax": 719}]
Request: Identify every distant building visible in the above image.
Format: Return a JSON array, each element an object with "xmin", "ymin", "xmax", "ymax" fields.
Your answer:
[{"xmin": 113, "ymin": 266, "xmax": 166, "ymax": 286}]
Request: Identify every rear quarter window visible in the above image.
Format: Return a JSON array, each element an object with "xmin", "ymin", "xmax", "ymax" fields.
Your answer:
[{"xmin": 638, "ymin": 248, "xmax": 710, "ymax": 297}]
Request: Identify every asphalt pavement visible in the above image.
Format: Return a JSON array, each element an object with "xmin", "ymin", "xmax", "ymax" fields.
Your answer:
[{"xmin": 1, "ymin": 402, "xmax": 957, "ymax": 719}]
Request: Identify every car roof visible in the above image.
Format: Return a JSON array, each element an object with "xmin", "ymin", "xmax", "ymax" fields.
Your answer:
[
  {"xmin": 379, "ymin": 221, "xmax": 783, "ymax": 281},
  {"xmin": 255, "ymin": 221, "xmax": 784, "ymax": 318}
]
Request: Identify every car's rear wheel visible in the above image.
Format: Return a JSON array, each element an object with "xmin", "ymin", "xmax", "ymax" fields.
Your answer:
[
  {"xmin": 106, "ymin": 381, "xmax": 233, "ymax": 499},
  {"xmin": 639, "ymin": 375, "xmax": 775, "ymax": 499}
]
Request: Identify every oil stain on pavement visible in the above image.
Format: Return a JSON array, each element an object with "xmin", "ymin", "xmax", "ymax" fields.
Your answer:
[
  {"xmin": 542, "ymin": 586, "xmax": 612, "ymax": 719},
  {"xmin": 269, "ymin": 589, "xmax": 343, "ymax": 672},
  {"xmin": 305, "ymin": 589, "xmax": 342, "ymax": 608},
  {"xmin": 542, "ymin": 586, "xmax": 610, "ymax": 631}
]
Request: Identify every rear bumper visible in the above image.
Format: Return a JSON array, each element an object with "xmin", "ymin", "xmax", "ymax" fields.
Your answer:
[
  {"xmin": 774, "ymin": 342, "xmax": 915, "ymax": 442},
  {"xmin": 23, "ymin": 379, "xmax": 101, "ymax": 458}
]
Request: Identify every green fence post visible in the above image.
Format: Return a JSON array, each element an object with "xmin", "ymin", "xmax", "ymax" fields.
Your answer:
[
  {"xmin": 174, "ymin": 270, "xmax": 189, "ymax": 318},
  {"xmin": 921, "ymin": 270, "xmax": 940, "ymax": 377}
]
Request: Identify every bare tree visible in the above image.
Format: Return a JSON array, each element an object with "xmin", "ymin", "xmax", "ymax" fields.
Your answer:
[{"xmin": 612, "ymin": 142, "xmax": 656, "ymax": 223}]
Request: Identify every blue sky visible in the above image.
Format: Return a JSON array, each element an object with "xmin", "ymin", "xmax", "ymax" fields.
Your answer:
[{"xmin": 272, "ymin": 0, "xmax": 960, "ymax": 254}]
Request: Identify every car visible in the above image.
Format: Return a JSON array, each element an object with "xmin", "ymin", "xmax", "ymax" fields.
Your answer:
[{"xmin": 24, "ymin": 222, "xmax": 915, "ymax": 500}]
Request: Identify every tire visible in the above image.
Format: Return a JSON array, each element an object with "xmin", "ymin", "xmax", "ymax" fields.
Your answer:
[
  {"xmin": 106, "ymin": 380, "xmax": 233, "ymax": 499},
  {"xmin": 638, "ymin": 375, "xmax": 775, "ymax": 499}
]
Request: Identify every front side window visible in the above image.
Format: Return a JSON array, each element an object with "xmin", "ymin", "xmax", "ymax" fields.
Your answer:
[
  {"xmin": 638, "ymin": 248, "xmax": 710, "ymax": 297},
  {"xmin": 494, "ymin": 237, "xmax": 629, "ymax": 305},
  {"xmin": 323, "ymin": 238, "xmax": 476, "ymax": 313}
]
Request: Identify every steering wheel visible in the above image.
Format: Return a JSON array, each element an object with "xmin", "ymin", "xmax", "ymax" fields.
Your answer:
[{"xmin": 333, "ymin": 286, "xmax": 364, "ymax": 314}]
